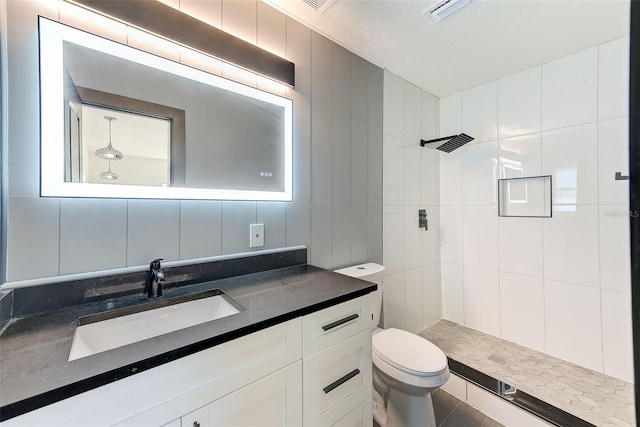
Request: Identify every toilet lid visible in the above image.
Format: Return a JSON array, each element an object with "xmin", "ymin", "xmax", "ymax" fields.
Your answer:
[{"xmin": 372, "ymin": 328, "xmax": 448, "ymax": 376}]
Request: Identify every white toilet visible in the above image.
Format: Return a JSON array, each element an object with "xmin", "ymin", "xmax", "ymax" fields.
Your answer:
[{"xmin": 335, "ymin": 263, "xmax": 450, "ymax": 427}]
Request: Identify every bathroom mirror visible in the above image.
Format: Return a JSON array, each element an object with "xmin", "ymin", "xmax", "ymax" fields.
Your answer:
[{"xmin": 39, "ymin": 17, "xmax": 293, "ymax": 201}]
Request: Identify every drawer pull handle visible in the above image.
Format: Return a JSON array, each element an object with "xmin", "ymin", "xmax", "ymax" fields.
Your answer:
[
  {"xmin": 322, "ymin": 314, "xmax": 359, "ymax": 331},
  {"xmin": 323, "ymin": 369, "xmax": 360, "ymax": 394}
]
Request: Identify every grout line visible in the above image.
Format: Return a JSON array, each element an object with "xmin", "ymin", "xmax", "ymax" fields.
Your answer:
[
  {"xmin": 57, "ymin": 200, "xmax": 62, "ymax": 276},
  {"xmin": 539, "ymin": 64, "xmax": 548, "ymax": 354},
  {"xmin": 594, "ymin": 45, "xmax": 607, "ymax": 374}
]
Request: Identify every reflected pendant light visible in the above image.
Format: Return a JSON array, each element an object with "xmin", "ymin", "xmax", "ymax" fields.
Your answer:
[
  {"xmin": 100, "ymin": 160, "xmax": 119, "ymax": 180},
  {"xmin": 95, "ymin": 116, "xmax": 123, "ymax": 160}
]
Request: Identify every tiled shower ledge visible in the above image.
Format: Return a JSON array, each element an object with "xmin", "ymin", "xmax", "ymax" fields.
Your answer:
[{"xmin": 419, "ymin": 320, "xmax": 635, "ymax": 427}]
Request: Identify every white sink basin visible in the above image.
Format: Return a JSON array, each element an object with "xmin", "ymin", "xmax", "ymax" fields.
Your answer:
[{"xmin": 69, "ymin": 293, "xmax": 241, "ymax": 361}]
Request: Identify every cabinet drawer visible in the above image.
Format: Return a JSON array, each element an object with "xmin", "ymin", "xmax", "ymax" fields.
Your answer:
[
  {"xmin": 114, "ymin": 318, "xmax": 301, "ymax": 427},
  {"xmin": 302, "ymin": 295, "xmax": 370, "ymax": 357},
  {"xmin": 303, "ymin": 329, "xmax": 372, "ymax": 426},
  {"xmin": 332, "ymin": 398, "xmax": 372, "ymax": 427}
]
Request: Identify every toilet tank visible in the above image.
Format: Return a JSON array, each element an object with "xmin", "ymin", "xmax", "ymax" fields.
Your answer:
[{"xmin": 334, "ymin": 263, "xmax": 385, "ymax": 328}]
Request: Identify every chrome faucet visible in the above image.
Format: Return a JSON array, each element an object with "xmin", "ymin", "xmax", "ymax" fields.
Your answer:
[{"xmin": 145, "ymin": 258, "xmax": 165, "ymax": 298}]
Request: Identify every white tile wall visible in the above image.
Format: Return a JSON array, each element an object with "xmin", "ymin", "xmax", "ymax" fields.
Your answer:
[
  {"xmin": 542, "ymin": 205, "xmax": 600, "ymax": 288},
  {"xmin": 598, "ymin": 117, "xmax": 630, "ymax": 205},
  {"xmin": 463, "ymin": 266, "xmax": 500, "ymax": 336},
  {"xmin": 499, "ymin": 272, "xmax": 545, "ymax": 352},
  {"xmin": 422, "ymin": 264, "xmax": 440, "ymax": 327},
  {"xmin": 421, "ymin": 206, "xmax": 439, "ymax": 266},
  {"xmin": 461, "ymin": 81, "xmax": 497, "ymax": 143},
  {"xmin": 598, "ymin": 205, "xmax": 632, "ymax": 293},
  {"xmin": 439, "ymin": 206, "xmax": 463, "ymax": 264},
  {"xmin": 544, "ymin": 279, "xmax": 603, "ymax": 372},
  {"xmin": 541, "ymin": 47, "xmax": 598, "ymax": 131},
  {"xmin": 462, "ymin": 206, "xmax": 499, "ymax": 271},
  {"xmin": 384, "ymin": 71, "xmax": 404, "ymax": 139},
  {"xmin": 541, "ymin": 123, "xmax": 599, "ymax": 206},
  {"xmin": 421, "ymin": 92, "xmax": 438, "ymax": 141},
  {"xmin": 462, "ymin": 141, "xmax": 498, "ymax": 206},
  {"xmin": 598, "ymin": 37, "xmax": 630, "ymax": 121},
  {"xmin": 404, "ymin": 267, "xmax": 424, "ymax": 333},
  {"xmin": 421, "ymin": 148, "xmax": 439, "ymax": 206},
  {"xmin": 497, "ymin": 66, "xmax": 541, "ymax": 139},
  {"xmin": 498, "ymin": 133, "xmax": 542, "ymax": 179},
  {"xmin": 601, "ymin": 290, "xmax": 634, "ymax": 383},
  {"xmin": 498, "ymin": 217, "xmax": 543, "ymax": 278},
  {"xmin": 439, "ymin": 93, "xmax": 461, "ymax": 137},
  {"xmin": 403, "ymin": 144, "xmax": 422, "ymax": 206},
  {"xmin": 437, "ymin": 38, "xmax": 631, "ymax": 381},
  {"xmin": 441, "ymin": 263, "xmax": 464, "ymax": 324},
  {"xmin": 383, "ymin": 205, "xmax": 404, "ymax": 275},
  {"xmin": 382, "ymin": 70, "xmax": 440, "ymax": 331},
  {"xmin": 383, "ymin": 134, "xmax": 404, "ymax": 206},
  {"xmin": 403, "ymin": 206, "xmax": 422, "ymax": 271},
  {"xmin": 382, "ymin": 272, "xmax": 406, "ymax": 330},
  {"xmin": 404, "ymin": 82, "xmax": 422, "ymax": 143},
  {"xmin": 439, "ymin": 150, "xmax": 462, "ymax": 206}
]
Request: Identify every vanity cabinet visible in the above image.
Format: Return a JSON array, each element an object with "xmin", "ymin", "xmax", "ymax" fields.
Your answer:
[
  {"xmin": 3, "ymin": 295, "xmax": 372, "ymax": 427},
  {"xmin": 302, "ymin": 295, "xmax": 372, "ymax": 427},
  {"xmin": 176, "ymin": 362, "xmax": 302, "ymax": 427}
]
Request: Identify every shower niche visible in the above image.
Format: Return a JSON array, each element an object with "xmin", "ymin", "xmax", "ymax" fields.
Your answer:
[{"xmin": 498, "ymin": 175, "xmax": 552, "ymax": 218}]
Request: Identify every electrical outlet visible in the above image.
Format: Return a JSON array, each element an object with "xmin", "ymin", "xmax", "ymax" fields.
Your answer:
[{"xmin": 250, "ymin": 224, "xmax": 264, "ymax": 248}]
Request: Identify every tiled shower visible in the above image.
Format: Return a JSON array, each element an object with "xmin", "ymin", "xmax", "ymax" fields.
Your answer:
[{"xmin": 382, "ymin": 36, "xmax": 633, "ymax": 384}]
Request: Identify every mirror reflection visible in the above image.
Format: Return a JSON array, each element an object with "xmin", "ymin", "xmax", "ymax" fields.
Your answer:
[
  {"xmin": 41, "ymin": 18, "xmax": 293, "ymax": 201},
  {"xmin": 70, "ymin": 107, "xmax": 172, "ymax": 186}
]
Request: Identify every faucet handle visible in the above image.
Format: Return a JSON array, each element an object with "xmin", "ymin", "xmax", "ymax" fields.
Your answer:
[{"xmin": 149, "ymin": 258, "xmax": 164, "ymax": 270}]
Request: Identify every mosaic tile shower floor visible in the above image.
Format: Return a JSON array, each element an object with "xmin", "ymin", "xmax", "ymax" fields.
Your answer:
[{"xmin": 419, "ymin": 320, "xmax": 635, "ymax": 427}]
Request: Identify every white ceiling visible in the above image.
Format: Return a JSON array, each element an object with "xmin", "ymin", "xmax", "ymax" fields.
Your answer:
[{"xmin": 264, "ymin": 0, "xmax": 631, "ymax": 97}]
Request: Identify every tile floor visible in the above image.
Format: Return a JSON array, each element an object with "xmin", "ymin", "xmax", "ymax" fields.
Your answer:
[
  {"xmin": 372, "ymin": 389, "xmax": 503, "ymax": 427},
  {"xmin": 433, "ymin": 389, "xmax": 505, "ymax": 427},
  {"xmin": 419, "ymin": 320, "xmax": 636, "ymax": 427}
]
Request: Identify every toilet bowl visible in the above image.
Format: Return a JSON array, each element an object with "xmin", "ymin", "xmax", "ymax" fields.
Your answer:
[{"xmin": 334, "ymin": 263, "xmax": 450, "ymax": 427}]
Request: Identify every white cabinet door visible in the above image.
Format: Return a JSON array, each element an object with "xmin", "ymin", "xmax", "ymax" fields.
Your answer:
[{"xmin": 206, "ymin": 361, "xmax": 302, "ymax": 427}]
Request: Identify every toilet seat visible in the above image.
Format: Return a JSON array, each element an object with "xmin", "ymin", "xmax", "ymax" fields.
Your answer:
[
  {"xmin": 373, "ymin": 328, "xmax": 448, "ymax": 376},
  {"xmin": 372, "ymin": 328, "xmax": 449, "ymax": 390}
]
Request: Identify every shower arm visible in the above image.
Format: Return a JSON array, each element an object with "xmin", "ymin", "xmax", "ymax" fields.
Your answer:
[{"xmin": 420, "ymin": 136, "xmax": 458, "ymax": 147}]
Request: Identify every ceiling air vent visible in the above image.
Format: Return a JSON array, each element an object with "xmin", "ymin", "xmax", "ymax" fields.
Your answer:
[
  {"xmin": 302, "ymin": 0, "xmax": 337, "ymax": 14},
  {"xmin": 423, "ymin": 0, "xmax": 470, "ymax": 22}
]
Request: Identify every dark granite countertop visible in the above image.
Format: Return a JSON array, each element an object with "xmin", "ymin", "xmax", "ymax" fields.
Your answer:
[{"xmin": 0, "ymin": 263, "xmax": 376, "ymax": 421}]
